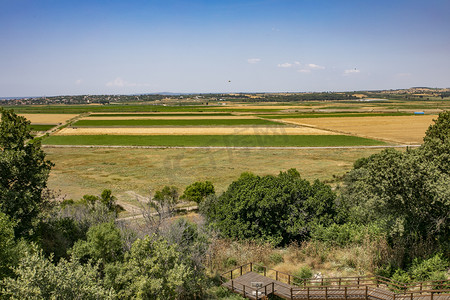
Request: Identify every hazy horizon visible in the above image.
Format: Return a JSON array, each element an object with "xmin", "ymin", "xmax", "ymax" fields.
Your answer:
[{"xmin": 1, "ymin": 0, "xmax": 450, "ymax": 97}]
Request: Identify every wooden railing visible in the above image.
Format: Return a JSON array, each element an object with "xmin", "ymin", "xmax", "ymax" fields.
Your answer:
[
  {"xmin": 221, "ymin": 262, "xmax": 450, "ymax": 300},
  {"xmin": 226, "ymin": 280, "xmax": 275, "ymax": 300}
]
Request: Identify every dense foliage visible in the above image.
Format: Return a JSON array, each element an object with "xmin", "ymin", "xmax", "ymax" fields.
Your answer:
[
  {"xmin": 339, "ymin": 111, "xmax": 450, "ymax": 261},
  {"xmin": 2, "ymin": 248, "xmax": 115, "ymax": 299},
  {"xmin": 181, "ymin": 181, "xmax": 215, "ymax": 204},
  {"xmin": 0, "ymin": 108, "xmax": 53, "ymax": 237},
  {"xmin": 201, "ymin": 169, "xmax": 337, "ymax": 246}
]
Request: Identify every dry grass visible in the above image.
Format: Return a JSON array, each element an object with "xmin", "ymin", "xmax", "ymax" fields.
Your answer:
[
  {"xmin": 208, "ymin": 105, "xmax": 313, "ymax": 110},
  {"xmin": 208, "ymin": 237, "xmax": 392, "ymax": 278},
  {"xmin": 44, "ymin": 147, "xmax": 383, "ymax": 205},
  {"xmin": 55, "ymin": 126, "xmax": 337, "ymax": 136},
  {"xmin": 282, "ymin": 115, "xmax": 437, "ymax": 144},
  {"xmin": 18, "ymin": 114, "xmax": 79, "ymax": 124}
]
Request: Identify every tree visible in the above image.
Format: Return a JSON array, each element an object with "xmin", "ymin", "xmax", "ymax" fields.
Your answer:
[
  {"xmin": 201, "ymin": 169, "xmax": 337, "ymax": 246},
  {"xmin": 2, "ymin": 248, "xmax": 115, "ymax": 299},
  {"xmin": 104, "ymin": 235, "xmax": 190, "ymax": 300},
  {"xmin": 71, "ymin": 222, "xmax": 124, "ymax": 264},
  {"xmin": 161, "ymin": 218, "xmax": 210, "ymax": 298},
  {"xmin": 80, "ymin": 189, "xmax": 123, "ymax": 215},
  {"xmin": 142, "ymin": 186, "xmax": 180, "ymax": 233},
  {"xmin": 0, "ymin": 211, "xmax": 18, "ymax": 279},
  {"xmin": 0, "ymin": 109, "xmax": 53, "ymax": 237},
  {"xmin": 424, "ymin": 110, "xmax": 450, "ymax": 143},
  {"xmin": 181, "ymin": 181, "xmax": 215, "ymax": 204},
  {"xmin": 339, "ymin": 112, "xmax": 450, "ymax": 256},
  {"xmin": 419, "ymin": 110, "xmax": 450, "ymax": 174}
]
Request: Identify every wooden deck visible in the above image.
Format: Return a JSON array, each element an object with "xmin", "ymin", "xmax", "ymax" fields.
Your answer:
[
  {"xmin": 222, "ymin": 271, "xmax": 294, "ymax": 299},
  {"xmin": 221, "ymin": 263, "xmax": 450, "ymax": 300}
]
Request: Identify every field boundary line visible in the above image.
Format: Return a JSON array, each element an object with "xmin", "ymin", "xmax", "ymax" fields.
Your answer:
[{"xmin": 42, "ymin": 144, "xmax": 421, "ymax": 150}]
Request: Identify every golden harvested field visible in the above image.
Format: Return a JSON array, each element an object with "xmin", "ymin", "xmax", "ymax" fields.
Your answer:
[
  {"xmin": 84, "ymin": 116, "xmax": 258, "ymax": 120},
  {"xmin": 208, "ymin": 105, "xmax": 314, "ymax": 110},
  {"xmin": 19, "ymin": 114, "xmax": 79, "ymax": 124},
  {"xmin": 282, "ymin": 115, "xmax": 437, "ymax": 144},
  {"xmin": 55, "ymin": 126, "xmax": 338, "ymax": 136},
  {"xmin": 45, "ymin": 147, "xmax": 384, "ymax": 202}
]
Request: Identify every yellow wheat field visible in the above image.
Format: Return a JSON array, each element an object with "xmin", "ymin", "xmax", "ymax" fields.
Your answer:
[
  {"xmin": 19, "ymin": 114, "xmax": 79, "ymax": 124},
  {"xmin": 282, "ymin": 115, "xmax": 437, "ymax": 144},
  {"xmin": 55, "ymin": 126, "xmax": 339, "ymax": 136}
]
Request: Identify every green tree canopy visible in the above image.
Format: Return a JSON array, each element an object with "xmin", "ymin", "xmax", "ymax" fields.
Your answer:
[
  {"xmin": 71, "ymin": 222, "xmax": 124, "ymax": 264},
  {"xmin": 181, "ymin": 181, "xmax": 215, "ymax": 204},
  {"xmin": 339, "ymin": 112, "xmax": 450, "ymax": 256},
  {"xmin": 201, "ymin": 169, "xmax": 337, "ymax": 246},
  {"xmin": 2, "ymin": 248, "xmax": 115, "ymax": 299},
  {"xmin": 0, "ymin": 211, "xmax": 18, "ymax": 279},
  {"xmin": 104, "ymin": 235, "xmax": 190, "ymax": 299},
  {"xmin": 0, "ymin": 109, "xmax": 53, "ymax": 237}
]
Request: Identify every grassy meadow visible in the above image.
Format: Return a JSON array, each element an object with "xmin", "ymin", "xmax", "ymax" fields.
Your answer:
[{"xmin": 44, "ymin": 147, "xmax": 385, "ymax": 202}]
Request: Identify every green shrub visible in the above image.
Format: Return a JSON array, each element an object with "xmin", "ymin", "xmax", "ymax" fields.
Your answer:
[
  {"xmin": 428, "ymin": 272, "xmax": 450, "ymax": 290},
  {"xmin": 269, "ymin": 253, "xmax": 284, "ymax": 265},
  {"xmin": 224, "ymin": 257, "xmax": 237, "ymax": 269},
  {"xmin": 311, "ymin": 223, "xmax": 384, "ymax": 247},
  {"xmin": 390, "ymin": 269, "xmax": 410, "ymax": 292},
  {"xmin": 253, "ymin": 263, "xmax": 265, "ymax": 274},
  {"xmin": 293, "ymin": 266, "xmax": 313, "ymax": 286},
  {"xmin": 409, "ymin": 253, "xmax": 449, "ymax": 281}
]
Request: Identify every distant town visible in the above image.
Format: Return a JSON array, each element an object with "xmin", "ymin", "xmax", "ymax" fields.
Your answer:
[{"xmin": 1, "ymin": 87, "xmax": 449, "ymax": 106}]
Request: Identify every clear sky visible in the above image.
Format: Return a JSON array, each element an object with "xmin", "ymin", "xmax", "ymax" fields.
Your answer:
[{"xmin": 1, "ymin": 0, "xmax": 449, "ymax": 96}]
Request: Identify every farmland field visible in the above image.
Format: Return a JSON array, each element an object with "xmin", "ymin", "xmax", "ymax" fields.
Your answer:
[
  {"xmin": 44, "ymin": 147, "xmax": 386, "ymax": 201},
  {"xmin": 3, "ymin": 102, "xmax": 437, "ymax": 213},
  {"xmin": 283, "ymin": 115, "xmax": 437, "ymax": 144},
  {"xmin": 84, "ymin": 115, "xmax": 258, "ymax": 120},
  {"xmin": 72, "ymin": 118, "xmax": 283, "ymax": 126},
  {"xmin": 18, "ymin": 113, "xmax": 79, "ymax": 123},
  {"xmin": 54, "ymin": 126, "xmax": 335, "ymax": 135},
  {"xmin": 43, "ymin": 134, "xmax": 385, "ymax": 147},
  {"xmin": 30, "ymin": 124, "xmax": 56, "ymax": 131},
  {"xmin": 259, "ymin": 112, "xmax": 412, "ymax": 119},
  {"xmin": 90, "ymin": 113, "xmax": 233, "ymax": 117}
]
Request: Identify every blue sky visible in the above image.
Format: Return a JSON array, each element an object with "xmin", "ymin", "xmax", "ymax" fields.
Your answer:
[{"xmin": 1, "ymin": 0, "xmax": 449, "ymax": 96}]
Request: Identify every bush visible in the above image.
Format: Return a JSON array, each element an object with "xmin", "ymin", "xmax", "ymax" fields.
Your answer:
[
  {"xmin": 409, "ymin": 253, "xmax": 449, "ymax": 281},
  {"xmin": 71, "ymin": 222, "xmax": 124, "ymax": 264},
  {"xmin": 390, "ymin": 269, "xmax": 410, "ymax": 292},
  {"xmin": 269, "ymin": 253, "xmax": 284, "ymax": 265},
  {"xmin": 293, "ymin": 266, "xmax": 313, "ymax": 286},
  {"xmin": 224, "ymin": 257, "xmax": 238, "ymax": 268},
  {"xmin": 2, "ymin": 248, "xmax": 114, "ymax": 299},
  {"xmin": 203, "ymin": 169, "xmax": 337, "ymax": 246}
]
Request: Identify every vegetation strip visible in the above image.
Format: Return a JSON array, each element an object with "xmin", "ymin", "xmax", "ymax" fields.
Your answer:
[
  {"xmin": 72, "ymin": 119, "xmax": 283, "ymax": 126},
  {"xmin": 259, "ymin": 112, "xmax": 413, "ymax": 119},
  {"xmin": 29, "ymin": 124, "xmax": 56, "ymax": 131},
  {"xmin": 90, "ymin": 113, "xmax": 233, "ymax": 117},
  {"xmin": 42, "ymin": 135, "xmax": 386, "ymax": 147}
]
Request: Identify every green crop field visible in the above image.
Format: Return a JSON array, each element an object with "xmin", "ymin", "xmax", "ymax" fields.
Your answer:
[
  {"xmin": 90, "ymin": 113, "xmax": 233, "ymax": 117},
  {"xmin": 72, "ymin": 119, "xmax": 283, "ymax": 126},
  {"xmin": 43, "ymin": 134, "xmax": 385, "ymax": 147},
  {"xmin": 29, "ymin": 124, "xmax": 56, "ymax": 131}
]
